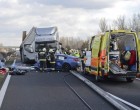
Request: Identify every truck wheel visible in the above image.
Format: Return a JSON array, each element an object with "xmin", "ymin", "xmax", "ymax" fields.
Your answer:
[
  {"xmin": 126, "ymin": 78, "xmax": 134, "ymax": 82},
  {"xmin": 62, "ymin": 63, "xmax": 71, "ymax": 72}
]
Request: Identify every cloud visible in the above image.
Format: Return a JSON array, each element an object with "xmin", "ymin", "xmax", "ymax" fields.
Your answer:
[
  {"xmin": 0, "ymin": 1, "xmax": 98, "ymax": 45},
  {"xmin": 0, "ymin": 0, "xmax": 140, "ymax": 46},
  {"xmin": 19, "ymin": 0, "xmax": 134, "ymax": 10},
  {"xmin": 19, "ymin": 0, "xmax": 122, "ymax": 10}
]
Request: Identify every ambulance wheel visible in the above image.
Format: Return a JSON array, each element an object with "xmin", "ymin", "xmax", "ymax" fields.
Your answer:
[
  {"xmin": 62, "ymin": 63, "xmax": 71, "ymax": 72},
  {"xmin": 126, "ymin": 78, "xmax": 134, "ymax": 82}
]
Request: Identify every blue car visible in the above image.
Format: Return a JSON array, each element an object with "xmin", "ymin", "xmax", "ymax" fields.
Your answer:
[
  {"xmin": 34, "ymin": 54, "xmax": 81, "ymax": 71},
  {"xmin": 55, "ymin": 54, "xmax": 81, "ymax": 71}
]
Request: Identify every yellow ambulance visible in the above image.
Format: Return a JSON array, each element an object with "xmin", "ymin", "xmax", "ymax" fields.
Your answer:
[{"xmin": 84, "ymin": 30, "xmax": 140, "ymax": 82}]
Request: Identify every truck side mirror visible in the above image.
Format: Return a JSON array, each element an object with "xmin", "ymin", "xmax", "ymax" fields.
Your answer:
[{"xmin": 24, "ymin": 44, "xmax": 34, "ymax": 53}]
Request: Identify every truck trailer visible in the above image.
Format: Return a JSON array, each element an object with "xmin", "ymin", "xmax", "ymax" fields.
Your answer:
[
  {"xmin": 84, "ymin": 30, "xmax": 140, "ymax": 82},
  {"xmin": 20, "ymin": 26, "xmax": 61, "ymax": 63}
]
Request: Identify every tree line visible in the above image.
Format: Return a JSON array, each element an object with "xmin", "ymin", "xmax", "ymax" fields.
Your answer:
[
  {"xmin": 60, "ymin": 13, "xmax": 140, "ymax": 50},
  {"xmin": 99, "ymin": 13, "xmax": 140, "ymax": 34},
  {"xmin": 60, "ymin": 36, "xmax": 89, "ymax": 50}
]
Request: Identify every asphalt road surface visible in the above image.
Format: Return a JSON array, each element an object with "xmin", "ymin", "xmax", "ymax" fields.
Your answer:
[
  {"xmin": 83, "ymin": 73, "xmax": 140, "ymax": 107},
  {"xmin": 1, "ymin": 71, "xmax": 116, "ymax": 110}
]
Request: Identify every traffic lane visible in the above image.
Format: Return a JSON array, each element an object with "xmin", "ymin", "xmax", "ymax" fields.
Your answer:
[
  {"xmin": 1, "ymin": 72, "xmax": 88, "ymax": 110},
  {"xmin": 64, "ymin": 74, "xmax": 117, "ymax": 110},
  {"xmin": 1, "ymin": 71, "xmax": 115, "ymax": 110},
  {"xmin": 83, "ymin": 73, "xmax": 140, "ymax": 107}
]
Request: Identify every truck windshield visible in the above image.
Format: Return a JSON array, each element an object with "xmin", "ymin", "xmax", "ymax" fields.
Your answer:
[
  {"xmin": 36, "ymin": 27, "xmax": 56, "ymax": 36},
  {"xmin": 35, "ymin": 42, "xmax": 57, "ymax": 52}
]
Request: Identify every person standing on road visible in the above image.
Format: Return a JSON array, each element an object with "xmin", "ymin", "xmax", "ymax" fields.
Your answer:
[
  {"xmin": 48, "ymin": 49, "xmax": 56, "ymax": 70},
  {"xmin": 38, "ymin": 48, "xmax": 47, "ymax": 72},
  {"xmin": 75, "ymin": 50, "xmax": 80, "ymax": 58}
]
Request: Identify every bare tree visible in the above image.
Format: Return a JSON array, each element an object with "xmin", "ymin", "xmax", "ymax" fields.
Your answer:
[
  {"xmin": 128, "ymin": 14, "xmax": 140, "ymax": 34},
  {"xmin": 99, "ymin": 18, "xmax": 108, "ymax": 32},
  {"xmin": 60, "ymin": 36, "xmax": 86, "ymax": 49},
  {"xmin": 113, "ymin": 16, "xmax": 127, "ymax": 30},
  {"xmin": 80, "ymin": 40, "xmax": 88, "ymax": 50}
]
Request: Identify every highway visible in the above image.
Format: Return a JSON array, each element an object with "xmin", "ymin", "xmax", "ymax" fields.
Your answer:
[
  {"xmin": 0, "ymin": 57, "xmax": 140, "ymax": 110},
  {"xmin": 0, "ymin": 71, "xmax": 116, "ymax": 110},
  {"xmin": 82, "ymin": 72, "xmax": 140, "ymax": 108}
]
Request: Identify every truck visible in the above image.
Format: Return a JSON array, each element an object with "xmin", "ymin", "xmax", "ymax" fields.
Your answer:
[
  {"xmin": 84, "ymin": 30, "xmax": 140, "ymax": 82},
  {"xmin": 20, "ymin": 26, "xmax": 61, "ymax": 63}
]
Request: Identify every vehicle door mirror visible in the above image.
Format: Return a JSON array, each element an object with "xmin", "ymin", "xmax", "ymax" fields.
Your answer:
[
  {"xmin": 24, "ymin": 44, "xmax": 34, "ymax": 53},
  {"xmin": 29, "ymin": 48, "xmax": 34, "ymax": 53}
]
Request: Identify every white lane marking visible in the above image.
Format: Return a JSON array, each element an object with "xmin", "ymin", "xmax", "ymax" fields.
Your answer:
[
  {"xmin": 136, "ymin": 78, "xmax": 140, "ymax": 81},
  {"xmin": 107, "ymin": 92, "xmax": 140, "ymax": 110},
  {"xmin": 0, "ymin": 75, "xmax": 11, "ymax": 108}
]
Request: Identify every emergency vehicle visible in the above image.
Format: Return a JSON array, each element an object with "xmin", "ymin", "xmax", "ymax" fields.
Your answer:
[{"xmin": 84, "ymin": 30, "xmax": 140, "ymax": 82}]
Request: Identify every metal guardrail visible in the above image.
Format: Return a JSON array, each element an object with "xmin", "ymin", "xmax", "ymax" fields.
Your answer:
[{"xmin": 70, "ymin": 71, "xmax": 133, "ymax": 110}]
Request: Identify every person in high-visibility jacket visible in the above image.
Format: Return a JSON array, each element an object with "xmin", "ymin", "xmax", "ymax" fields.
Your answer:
[
  {"xmin": 38, "ymin": 48, "xmax": 47, "ymax": 71},
  {"xmin": 74, "ymin": 50, "xmax": 80, "ymax": 58}
]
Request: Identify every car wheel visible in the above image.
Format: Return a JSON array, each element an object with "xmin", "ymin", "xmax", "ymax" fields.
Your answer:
[
  {"xmin": 126, "ymin": 78, "xmax": 134, "ymax": 82},
  {"xmin": 62, "ymin": 63, "xmax": 71, "ymax": 72}
]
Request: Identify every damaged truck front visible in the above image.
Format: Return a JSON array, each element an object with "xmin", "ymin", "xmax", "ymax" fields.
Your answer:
[{"xmin": 20, "ymin": 27, "xmax": 61, "ymax": 63}]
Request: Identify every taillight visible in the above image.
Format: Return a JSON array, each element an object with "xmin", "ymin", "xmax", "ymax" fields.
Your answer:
[
  {"xmin": 0, "ymin": 68, "xmax": 6, "ymax": 75},
  {"xmin": 73, "ymin": 58, "xmax": 79, "ymax": 62}
]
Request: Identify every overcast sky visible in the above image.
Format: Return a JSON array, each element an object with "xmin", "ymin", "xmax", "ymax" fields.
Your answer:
[{"xmin": 0, "ymin": 0, "xmax": 140, "ymax": 46}]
